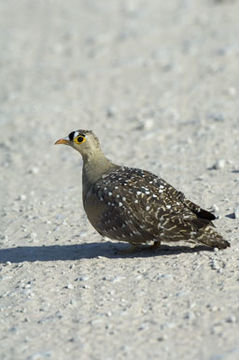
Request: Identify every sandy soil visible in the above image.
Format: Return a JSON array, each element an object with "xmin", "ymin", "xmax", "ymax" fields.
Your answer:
[{"xmin": 1, "ymin": 1, "xmax": 239, "ymax": 359}]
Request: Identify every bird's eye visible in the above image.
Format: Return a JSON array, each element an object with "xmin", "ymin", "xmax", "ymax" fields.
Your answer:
[{"xmin": 75, "ymin": 135, "xmax": 86, "ymax": 144}]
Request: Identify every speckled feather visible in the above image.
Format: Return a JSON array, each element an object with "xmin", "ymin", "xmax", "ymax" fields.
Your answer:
[{"xmin": 84, "ymin": 166, "xmax": 229, "ymax": 248}]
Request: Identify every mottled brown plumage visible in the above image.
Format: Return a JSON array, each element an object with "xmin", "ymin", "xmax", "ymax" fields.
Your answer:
[{"xmin": 55, "ymin": 130, "xmax": 230, "ymax": 250}]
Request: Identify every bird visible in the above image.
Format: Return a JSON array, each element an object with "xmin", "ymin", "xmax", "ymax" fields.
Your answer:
[{"xmin": 55, "ymin": 129, "xmax": 230, "ymax": 251}]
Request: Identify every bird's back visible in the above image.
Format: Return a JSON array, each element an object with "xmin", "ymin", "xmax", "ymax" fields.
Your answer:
[{"xmin": 82, "ymin": 166, "xmax": 229, "ymax": 248}]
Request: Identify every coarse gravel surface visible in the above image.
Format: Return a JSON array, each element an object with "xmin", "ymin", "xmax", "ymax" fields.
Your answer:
[{"xmin": 1, "ymin": 1, "xmax": 239, "ymax": 359}]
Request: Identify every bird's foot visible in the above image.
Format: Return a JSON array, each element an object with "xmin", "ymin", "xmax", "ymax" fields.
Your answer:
[
  {"xmin": 149, "ymin": 240, "xmax": 161, "ymax": 251},
  {"xmin": 114, "ymin": 244, "xmax": 141, "ymax": 255},
  {"xmin": 114, "ymin": 241, "xmax": 161, "ymax": 255}
]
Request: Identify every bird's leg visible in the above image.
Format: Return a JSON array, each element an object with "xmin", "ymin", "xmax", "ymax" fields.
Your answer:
[
  {"xmin": 148, "ymin": 240, "xmax": 161, "ymax": 251},
  {"xmin": 115, "ymin": 241, "xmax": 161, "ymax": 254},
  {"xmin": 114, "ymin": 244, "xmax": 142, "ymax": 255}
]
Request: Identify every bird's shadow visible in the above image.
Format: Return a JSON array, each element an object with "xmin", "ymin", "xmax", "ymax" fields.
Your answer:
[
  {"xmin": 225, "ymin": 213, "xmax": 236, "ymax": 219},
  {"xmin": 0, "ymin": 241, "xmax": 213, "ymax": 263}
]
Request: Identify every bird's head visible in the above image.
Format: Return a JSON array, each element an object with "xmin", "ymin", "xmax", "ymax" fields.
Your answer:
[{"xmin": 55, "ymin": 129, "xmax": 101, "ymax": 159}]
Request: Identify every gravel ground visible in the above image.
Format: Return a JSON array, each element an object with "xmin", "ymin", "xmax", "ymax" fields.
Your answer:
[{"xmin": 1, "ymin": 1, "xmax": 239, "ymax": 359}]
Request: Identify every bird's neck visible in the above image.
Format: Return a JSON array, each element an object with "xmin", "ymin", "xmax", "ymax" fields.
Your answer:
[{"xmin": 82, "ymin": 152, "xmax": 118, "ymax": 194}]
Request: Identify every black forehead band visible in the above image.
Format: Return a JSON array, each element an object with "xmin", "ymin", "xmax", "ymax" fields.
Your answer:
[{"xmin": 68, "ymin": 131, "xmax": 75, "ymax": 141}]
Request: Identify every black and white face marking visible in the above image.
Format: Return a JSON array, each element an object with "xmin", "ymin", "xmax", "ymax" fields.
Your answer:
[
  {"xmin": 68, "ymin": 131, "xmax": 75, "ymax": 141},
  {"xmin": 68, "ymin": 131, "xmax": 80, "ymax": 141}
]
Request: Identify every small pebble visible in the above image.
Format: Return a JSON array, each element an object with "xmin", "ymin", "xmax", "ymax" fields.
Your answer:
[
  {"xmin": 106, "ymin": 106, "xmax": 117, "ymax": 118},
  {"xmin": 211, "ymin": 159, "xmax": 225, "ymax": 170},
  {"xmin": 143, "ymin": 118, "xmax": 154, "ymax": 130},
  {"xmin": 17, "ymin": 194, "xmax": 26, "ymax": 201},
  {"xmin": 157, "ymin": 335, "xmax": 167, "ymax": 341},
  {"xmin": 208, "ymin": 112, "xmax": 224, "ymax": 122},
  {"xmin": 210, "ymin": 259, "xmax": 220, "ymax": 270},
  {"xmin": 184, "ymin": 311, "xmax": 196, "ymax": 320},
  {"xmin": 138, "ymin": 322, "xmax": 149, "ymax": 331},
  {"xmin": 225, "ymin": 315, "xmax": 237, "ymax": 323},
  {"xmin": 25, "ymin": 232, "xmax": 37, "ymax": 239},
  {"xmin": 81, "ymin": 284, "xmax": 90, "ymax": 289},
  {"xmin": 75, "ymin": 276, "xmax": 88, "ymax": 282},
  {"xmin": 211, "ymin": 204, "xmax": 219, "ymax": 213},
  {"xmin": 28, "ymin": 167, "xmax": 39, "ymax": 174},
  {"xmin": 65, "ymin": 284, "xmax": 74, "ymax": 290},
  {"xmin": 227, "ymin": 87, "xmax": 237, "ymax": 97},
  {"xmin": 234, "ymin": 206, "xmax": 239, "ymax": 219}
]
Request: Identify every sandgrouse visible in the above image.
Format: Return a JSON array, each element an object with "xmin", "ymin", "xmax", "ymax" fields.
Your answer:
[{"xmin": 55, "ymin": 130, "xmax": 230, "ymax": 251}]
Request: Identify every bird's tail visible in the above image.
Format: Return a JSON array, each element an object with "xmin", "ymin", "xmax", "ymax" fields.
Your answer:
[{"xmin": 196, "ymin": 226, "xmax": 230, "ymax": 249}]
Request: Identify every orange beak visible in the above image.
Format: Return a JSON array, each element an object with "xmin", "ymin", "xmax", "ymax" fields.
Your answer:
[{"xmin": 54, "ymin": 138, "xmax": 69, "ymax": 145}]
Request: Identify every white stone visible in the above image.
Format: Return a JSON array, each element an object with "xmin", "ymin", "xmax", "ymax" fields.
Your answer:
[
  {"xmin": 234, "ymin": 205, "xmax": 239, "ymax": 219},
  {"xmin": 225, "ymin": 315, "xmax": 237, "ymax": 323},
  {"xmin": 66, "ymin": 284, "xmax": 74, "ymax": 289},
  {"xmin": 211, "ymin": 204, "xmax": 219, "ymax": 212},
  {"xmin": 18, "ymin": 194, "xmax": 26, "ymax": 201},
  {"xmin": 144, "ymin": 118, "xmax": 154, "ymax": 129},
  {"xmin": 212, "ymin": 159, "xmax": 225, "ymax": 170},
  {"xmin": 29, "ymin": 167, "xmax": 39, "ymax": 174}
]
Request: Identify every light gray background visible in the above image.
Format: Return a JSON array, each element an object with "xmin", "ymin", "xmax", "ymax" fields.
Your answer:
[{"xmin": 1, "ymin": 1, "xmax": 239, "ymax": 359}]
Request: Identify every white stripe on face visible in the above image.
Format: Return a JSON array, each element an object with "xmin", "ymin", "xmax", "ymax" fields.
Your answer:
[{"xmin": 74, "ymin": 131, "xmax": 80, "ymax": 139}]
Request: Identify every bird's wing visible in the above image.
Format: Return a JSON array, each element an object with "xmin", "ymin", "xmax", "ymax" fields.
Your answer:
[
  {"xmin": 94, "ymin": 167, "xmax": 213, "ymax": 240},
  {"xmin": 183, "ymin": 198, "xmax": 216, "ymax": 221}
]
